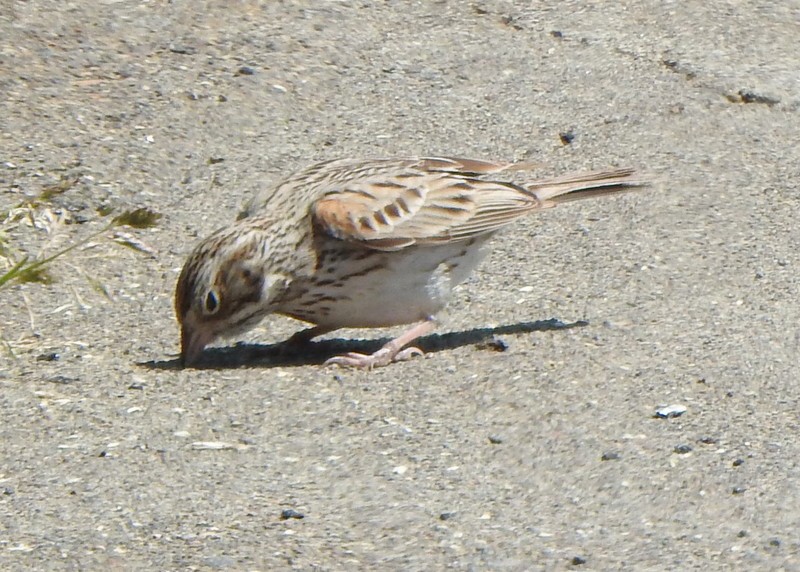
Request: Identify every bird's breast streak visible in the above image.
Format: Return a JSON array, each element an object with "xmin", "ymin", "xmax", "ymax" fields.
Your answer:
[{"xmin": 311, "ymin": 240, "xmax": 489, "ymax": 329}]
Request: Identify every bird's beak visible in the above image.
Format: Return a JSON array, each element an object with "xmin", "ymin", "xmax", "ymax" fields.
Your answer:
[{"xmin": 180, "ymin": 325, "xmax": 214, "ymax": 367}]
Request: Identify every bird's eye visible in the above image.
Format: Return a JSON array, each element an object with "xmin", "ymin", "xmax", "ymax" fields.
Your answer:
[{"xmin": 204, "ymin": 290, "xmax": 220, "ymax": 314}]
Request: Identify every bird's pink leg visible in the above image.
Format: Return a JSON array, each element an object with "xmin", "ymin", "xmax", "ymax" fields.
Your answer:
[{"xmin": 324, "ymin": 318, "xmax": 436, "ymax": 369}]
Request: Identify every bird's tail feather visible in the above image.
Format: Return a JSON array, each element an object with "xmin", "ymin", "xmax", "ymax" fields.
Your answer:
[{"xmin": 527, "ymin": 168, "xmax": 649, "ymax": 205}]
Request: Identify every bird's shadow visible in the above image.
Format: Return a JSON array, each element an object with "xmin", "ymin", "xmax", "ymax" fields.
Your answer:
[{"xmin": 140, "ymin": 318, "xmax": 589, "ymax": 370}]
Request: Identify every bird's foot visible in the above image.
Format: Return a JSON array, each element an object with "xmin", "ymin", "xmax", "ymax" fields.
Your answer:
[
  {"xmin": 322, "ymin": 318, "xmax": 435, "ymax": 369},
  {"xmin": 324, "ymin": 346, "xmax": 424, "ymax": 369}
]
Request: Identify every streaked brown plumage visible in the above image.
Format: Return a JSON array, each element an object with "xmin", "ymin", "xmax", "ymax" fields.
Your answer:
[{"xmin": 175, "ymin": 157, "xmax": 648, "ymax": 368}]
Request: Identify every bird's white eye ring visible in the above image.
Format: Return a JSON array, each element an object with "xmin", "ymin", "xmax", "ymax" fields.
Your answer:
[{"xmin": 204, "ymin": 290, "xmax": 220, "ymax": 314}]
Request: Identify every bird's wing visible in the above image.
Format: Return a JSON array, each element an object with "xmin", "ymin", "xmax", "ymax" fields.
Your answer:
[{"xmin": 311, "ymin": 157, "xmax": 546, "ymax": 251}]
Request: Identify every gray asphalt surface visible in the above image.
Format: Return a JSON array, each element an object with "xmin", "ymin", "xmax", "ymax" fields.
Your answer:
[{"xmin": 2, "ymin": 1, "xmax": 799, "ymax": 570}]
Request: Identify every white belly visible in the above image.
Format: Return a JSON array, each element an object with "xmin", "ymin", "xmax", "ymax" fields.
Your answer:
[{"xmin": 284, "ymin": 238, "xmax": 490, "ymax": 329}]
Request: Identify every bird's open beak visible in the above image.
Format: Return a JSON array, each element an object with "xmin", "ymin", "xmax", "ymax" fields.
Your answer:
[{"xmin": 180, "ymin": 325, "xmax": 214, "ymax": 367}]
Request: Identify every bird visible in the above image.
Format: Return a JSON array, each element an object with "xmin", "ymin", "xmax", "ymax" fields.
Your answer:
[{"xmin": 175, "ymin": 157, "xmax": 648, "ymax": 368}]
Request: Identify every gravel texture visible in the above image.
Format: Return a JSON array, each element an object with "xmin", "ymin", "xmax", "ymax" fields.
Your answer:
[{"xmin": 2, "ymin": 1, "xmax": 799, "ymax": 570}]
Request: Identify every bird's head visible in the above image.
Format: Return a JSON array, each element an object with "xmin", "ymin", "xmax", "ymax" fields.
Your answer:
[{"xmin": 174, "ymin": 221, "xmax": 287, "ymax": 366}]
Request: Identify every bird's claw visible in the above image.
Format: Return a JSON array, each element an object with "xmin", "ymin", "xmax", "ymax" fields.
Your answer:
[{"xmin": 324, "ymin": 346, "xmax": 424, "ymax": 369}]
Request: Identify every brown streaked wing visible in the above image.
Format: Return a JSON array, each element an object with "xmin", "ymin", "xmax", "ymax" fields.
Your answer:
[
  {"xmin": 413, "ymin": 156, "xmax": 514, "ymax": 175},
  {"xmin": 312, "ymin": 158, "xmax": 542, "ymax": 251}
]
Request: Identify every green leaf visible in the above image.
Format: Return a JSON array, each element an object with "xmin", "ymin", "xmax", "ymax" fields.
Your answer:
[
  {"xmin": 111, "ymin": 208, "xmax": 162, "ymax": 229},
  {"xmin": 96, "ymin": 205, "xmax": 115, "ymax": 217},
  {"xmin": 83, "ymin": 272, "xmax": 113, "ymax": 300},
  {"xmin": 0, "ymin": 233, "xmax": 11, "ymax": 258},
  {"xmin": 112, "ymin": 231, "xmax": 157, "ymax": 257},
  {"xmin": 0, "ymin": 257, "xmax": 30, "ymax": 288},
  {"xmin": 15, "ymin": 264, "xmax": 55, "ymax": 285},
  {"xmin": 38, "ymin": 177, "xmax": 80, "ymax": 201}
]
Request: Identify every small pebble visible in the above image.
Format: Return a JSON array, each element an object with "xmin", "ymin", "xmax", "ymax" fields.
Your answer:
[
  {"xmin": 169, "ymin": 44, "xmax": 196, "ymax": 55},
  {"xmin": 280, "ymin": 509, "xmax": 305, "ymax": 520},
  {"xmin": 476, "ymin": 337, "xmax": 508, "ymax": 352},
  {"xmin": 768, "ymin": 538, "xmax": 781, "ymax": 547},
  {"xmin": 237, "ymin": 66, "xmax": 255, "ymax": 76},
  {"xmin": 559, "ymin": 131, "xmax": 576, "ymax": 145},
  {"xmin": 674, "ymin": 444, "xmax": 693, "ymax": 454},
  {"xmin": 571, "ymin": 555, "xmax": 587, "ymax": 566},
  {"xmin": 732, "ymin": 486, "xmax": 746, "ymax": 495},
  {"xmin": 655, "ymin": 404, "xmax": 687, "ymax": 419},
  {"xmin": 488, "ymin": 435, "xmax": 503, "ymax": 444},
  {"xmin": 190, "ymin": 441, "xmax": 248, "ymax": 451},
  {"xmin": 601, "ymin": 451, "xmax": 621, "ymax": 461},
  {"xmin": 439, "ymin": 511, "xmax": 457, "ymax": 521},
  {"xmin": 732, "ymin": 458, "xmax": 744, "ymax": 467},
  {"xmin": 734, "ymin": 89, "xmax": 780, "ymax": 105},
  {"xmin": 737, "ymin": 530, "xmax": 748, "ymax": 538},
  {"xmin": 698, "ymin": 436, "xmax": 717, "ymax": 445}
]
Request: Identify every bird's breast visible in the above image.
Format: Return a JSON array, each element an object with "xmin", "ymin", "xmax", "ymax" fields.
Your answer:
[{"xmin": 278, "ymin": 238, "xmax": 490, "ymax": 329}]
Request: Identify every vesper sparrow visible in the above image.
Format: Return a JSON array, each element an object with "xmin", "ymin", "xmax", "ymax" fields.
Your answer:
[{"xmin": 175, "ymin": 157, "xmax": 647, "ymax": 368}]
